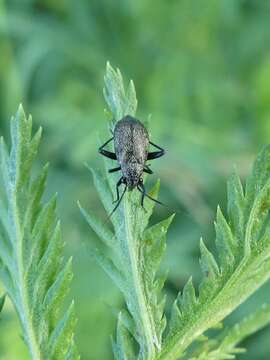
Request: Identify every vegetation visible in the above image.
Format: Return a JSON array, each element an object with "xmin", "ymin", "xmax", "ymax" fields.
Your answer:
[
  {"xmin": 80, "ymin": 64, "xmax": 270, "ymax": 359},
  {"xmin": 1, "ymin": 1, "xmax": 270, "ymax": 359},
  {"xmin": 0, "ymin": 106, "xmax": 78, "ymax": 359}
]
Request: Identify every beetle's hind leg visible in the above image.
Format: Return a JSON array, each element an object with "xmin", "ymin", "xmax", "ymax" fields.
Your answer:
[
  {"xmin": 109, "ymin": 178, "xmax": 127, "ymax": 217},
  {"xmin": 147, "ymin": 141, "xmax": 165, "ymax": 160},
  {"xmin": 99, "ymin": 137, "xmax": 117, "ymax": 160},
  {"xmin": 144, "ymin": 165, "xmax": 153, "ymax": 174}
]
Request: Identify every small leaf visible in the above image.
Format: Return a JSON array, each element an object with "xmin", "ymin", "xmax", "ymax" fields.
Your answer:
[
  {"xmin": 199, "ymin": 238, "xmax": 220, "ymax": 279},
  {"xmin": 20, "ymin": 127, "xmax": 42, "ymax": 188},
  {"xmin": 48, "ymin": 302, "xmax": 77, "ymax": 359},
  {"xmin": 115, "ymin": 313, "xmax": 136, "ymax": 360},
  {"xmin": 124, "ymin": 80, "xmax": 137, "ymax": 117},
  {"xmin": 43, "ymin": 257, "xmax": 73, "ymax": 327},
  {"xmin": 25, "ymin": 163, "xmax": 49, "ymax": 230},
  {"xmin": 181, "ymin": 277, "xmax": 197, "ymax": 315},
  {"xmin": 215, "ymin": 206, "xmax": 235, "ymax": 272},
  {"xmin": 30, "ymin": 195, "xmax": 58, "ymax": 266},
  {"xmin": 227, "ymin": 171, "xmax": 245, "ymax": 245},
  {"xmin": 246, "ymin": 145, "xmax": 270, "ymax": 202},
  {"xmin": 103, "ymin": 62, "xmax": 126, "ymax": 122},
  {"xmin": 169, "ymin": 297, "xmax": 183, "ymax": 333}
]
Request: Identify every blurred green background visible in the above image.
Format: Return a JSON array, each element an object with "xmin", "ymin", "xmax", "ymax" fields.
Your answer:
[{"xmin": 1, "ymin": 0, "xmax": 270, "ymax": 359}]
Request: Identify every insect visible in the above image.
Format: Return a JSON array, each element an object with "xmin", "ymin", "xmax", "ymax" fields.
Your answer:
[{"xmin": 99, "ymin": 115, "xmax": 165, "ymax": 215}]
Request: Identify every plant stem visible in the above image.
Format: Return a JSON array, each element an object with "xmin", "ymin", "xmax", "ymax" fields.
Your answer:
[{"xmin": 123, "ymin": 193, "xmax": 156, "ymax": 359}]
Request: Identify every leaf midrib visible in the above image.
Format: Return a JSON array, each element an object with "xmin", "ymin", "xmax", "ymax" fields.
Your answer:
[
  {"xmin": 157, "ymin": 252, "xmax": 270, "ymax": 360},
  {"xmin": 123, "ymin": 195, "xmax": 157, "ymax": 359},
  {"xmin": 10, "ymin": 192, "xmax": 42, "ymax": 360}
]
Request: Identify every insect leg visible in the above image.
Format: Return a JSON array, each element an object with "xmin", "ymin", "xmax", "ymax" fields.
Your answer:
[
  {"xmin": 99, "ymin": 137, "xmax": 117, "ymax": 160},
  {"xmin": 143, "ymin": 165, "xmax": 153, "ymax": 174},
  {"xmin": 109, "ymin": 167, "xmax": 121, "ymax": 173},
  {"xmin": 138, "ymin": 183, "xmax": 146, "ymax": 208},
  {"xmin": 109, "ymin": 182, "xmax": 127, "ymax": 217},
  {"xmin": 113, "ymin": 177, "xmax": 124, "ymax": 203},
  {"xmin": 150, "ymin": 141, "xmax": 164, "ymax": 150},
  {"xmin": 147, "ymin": 141, "xmax": 165, "ymax": 160}
]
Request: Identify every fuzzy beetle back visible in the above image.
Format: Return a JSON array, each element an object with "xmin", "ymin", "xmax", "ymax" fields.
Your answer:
[{"xmin": 114, "ymin": 116, "xmax": 149, "ymax": 189}]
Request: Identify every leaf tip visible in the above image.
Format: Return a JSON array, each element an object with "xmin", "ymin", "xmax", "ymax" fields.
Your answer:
[{"xmin": 18, "ymin": 103, "xmax": 25, "ymax": 114}]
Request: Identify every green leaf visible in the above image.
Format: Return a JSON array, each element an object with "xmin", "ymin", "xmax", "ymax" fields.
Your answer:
[
  {"xmin": 81, "ymin": 64, "xmax": 173, "ymax": 359},
  {"xmin": 215, "ymin": 206, "xmax": 235, "ymax": 272},
  {"xmin": 48, "ymin": 302, "xmax": 77, "ymax": 359},
  {"xmin": 246, "ymin": 145, "xmax": 270, "ymax": 203},
  {"xmin": 82, "ymin": 63, "xmax": 270, "ymax": 360},
  {"xmin": 227, "ymin": 171, "xmax": 245, "ymax": 248},
  {"xmin": 112, "ymin": 313, "xmax": 136, "ymax": 360},
  {"xmin": 190, "ymin": 304, "xmax": 270, "ymax": 360},
  {"xmin": 181, "ymin": 277, "xmax": 197, "ymax": 315},
  {"xmin": 0, "ymin": 106, "xmax": 78, "ymax": 360},
  {"xmin": 199, "ymin": 238, "xmax": 220, "ymax": 279},
  {"xmin": 124, "ymin": 80, "xmax": 137, "ymax": 118},
  {"xmin": 158, "ymin": 145, "xmax": 270, "ymax": 360},
  {"xmin": 103, "ymin": 61, "xmax": 138, "ymax": 125}
]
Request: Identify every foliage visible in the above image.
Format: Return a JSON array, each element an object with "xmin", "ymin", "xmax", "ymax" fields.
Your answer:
[
  {"xmin": 2, "ymin": 1, "xmax": 270, "ymax": 359},
  {"xmin": 157, "ymin": 143, "xmax": 270, "ymax": 359},
  {"xmin": 0, "ymin": 106, "xmax": 78, "ymax": 359},
  {"xmin": 80, "ymin": 63, "xmax": 173, "ymax": 359},
  {"xmin": 81, "ymin": 63, "xmax": 270, "ymax": 360},
  {"xmin": 190, "ymin": 304, "xmax": 270, "ymax": 360}
]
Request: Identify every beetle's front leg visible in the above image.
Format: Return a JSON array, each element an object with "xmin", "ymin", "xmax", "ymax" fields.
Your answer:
[
  {"xmin": 113, "ymin": 177, "xmax": 124, "ymax": 203},
  {"xmin": 99, "ymin": 137, "xmax": 117, "ymax": 160},
  {"xmin": 109, "ymin": 178, "xmax": 127, "ymax": 217},
  {"xmin": 137, "ymin": 180, "xmax": 147, "ymax": 210}
]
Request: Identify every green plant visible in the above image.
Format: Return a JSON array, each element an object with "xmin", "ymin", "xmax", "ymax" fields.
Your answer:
[
  {"xmin": 1, "ymin": 63, "xmax": 270, "ymax": 360},
  {"xmin": 190, "ymin": 304, "xmax": 270, "ymax": 360},
  {"xmin": 80, "ymin": 63, "xmax": 270, "ymax": 360},
  {"xmin": 0, "ymin": 107, "xmax": 78, "ymax": 359}
]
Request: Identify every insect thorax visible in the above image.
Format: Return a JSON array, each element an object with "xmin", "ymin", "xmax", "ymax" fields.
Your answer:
[{"xmin": 121, "ymin": 161, "xmax": 143, "ymax": 188}]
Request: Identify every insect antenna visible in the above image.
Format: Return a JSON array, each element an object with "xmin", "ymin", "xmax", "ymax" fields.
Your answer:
[
  {"xmin": 139, "ymin": 187, "xmax": 166, "ymax": 206},
  {"xmin": 138, "ymin": 183, "xmax": 192, "ymax": 218},
  {"xmin": 109, "ymin": 184, "xmax": 127, "ymax": 218},
  {"xmin": 144, "ymin": 193, "xmax": 166, "ymax": 206},
  {"xmin": 137, "ymin": 182, "xmax": 167, "ymax": 208}
]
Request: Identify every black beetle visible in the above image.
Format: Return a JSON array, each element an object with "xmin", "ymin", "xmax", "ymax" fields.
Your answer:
[{"xmin": 99, "ymin": 115, "xmax": 165, "ymax": 215}]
